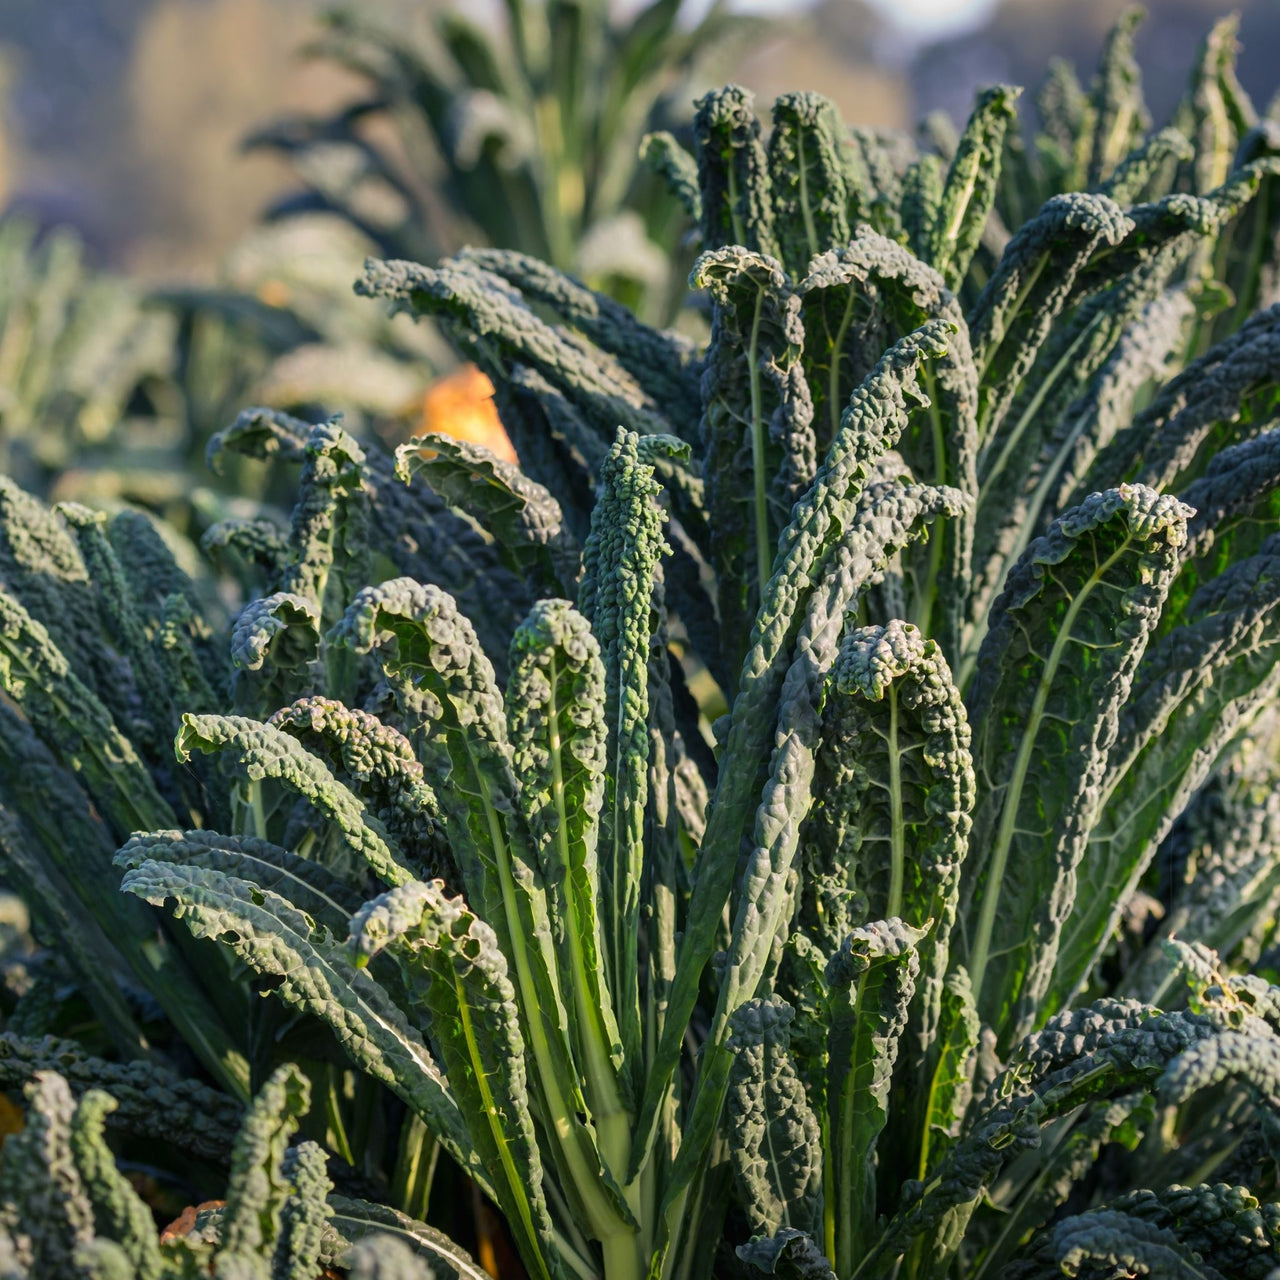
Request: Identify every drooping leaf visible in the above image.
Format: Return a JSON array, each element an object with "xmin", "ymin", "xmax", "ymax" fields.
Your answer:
[
  {"xmin": 968, "ymin": 193, "xmax": 1132, "ymax": 450},
  {"xmin": 115, "ymin": 828, "xmax": 363, "ymax": 933},
  {"xmin": 0, "ymin": 1032, "xmax": 243, "ymax": 1164},
  {"xmin": 322, "ymin": 1195, "xmax": 489, "ymax": 1280},
  {"xmin": 737, "ymin": 1229, "xmax": 836, "ymax": 1279},
  {"xmin": 229, "ymin": 593, "xmax": 320, "ymax": 716},
  {"xmin": 348, "ymin": 880, "xmax": 565, "ymax": 1280},
  {"xmin": 1053, "ymin": 536, "xmax": 1280, "ymax": 1009},
  {"xmin": 1023, "ymin": 288, "xmax": 1193, "ymax": 547},
  {"xmin": 395, "ymin": 432, "xmax": 580, "ymax": 596},
  {"xmin": 454, "ymin": 247, "xmax": 700, "ymax": 420},
  {"xmin": 640, "ymin": 131, "xmax": 703, "ymax": 225},
  {"xmin": 174, "ymin": 713, "xmax": 412, "ymax": 886},
  {"xmin": 268, "ymin": 697, "xmax": 446, "ymax": 875},
  {"xmin": 863, "ymin": 1002, "xmax": 1233, "ymax": 1274},
  {"xmin": 1087, "ymin": 299, "xmax": 1280, "ymax": 496},
  {"xmin": 116, "ymin": 860, "xmax": 481, "ymax": 1189},
  {"xmin": 1007, "ymin": 1207, "xmax": 1228, "ymax": 1280},
  {"xmin": 1099, "ymin": 127, "xmax": 1194, "ymax": 205}
]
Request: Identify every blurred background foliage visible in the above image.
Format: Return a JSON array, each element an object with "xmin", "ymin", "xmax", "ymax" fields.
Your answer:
[{"xmin": 3, "ymin": 0, "xmax": 1278, "ymax": 276}]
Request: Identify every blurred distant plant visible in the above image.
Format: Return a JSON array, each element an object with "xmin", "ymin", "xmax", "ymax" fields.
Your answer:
[
  {"xmin": 248, "ymin": 0, "xmax": 756, "ymax": 319},
  {"xmin": 150, "ymin": 215, "xmax": 451, "ymax": 500},
  {"xmin": 0, "ymin": 218, "xmax": 177, "ymax": 494},
  {"xmin": 43, "ymin": 214, "xmax": 457, "ymax": 525}
]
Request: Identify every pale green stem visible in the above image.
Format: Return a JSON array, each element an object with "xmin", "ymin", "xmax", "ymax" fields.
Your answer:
[{"xmin": 747, "ymin": 288, "xmax": 772, "ymax": 601}]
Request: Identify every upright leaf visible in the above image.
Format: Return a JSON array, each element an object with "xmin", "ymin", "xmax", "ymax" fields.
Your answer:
[
  {"xmin": 0, "ymin": 589, "xmax": 171, "ymax": 837},
  {"xmin": 277, "ymin": 419, "xmax": 371, "ymax": 628},
  {"xmin": 927, "ymin": 85, "xmax": 1021, "ymax": 291},
  {"xmin": 914, "ymin": 969, "xmax": 980, "ymax": 1182},
  {"xmin": 1176, "ymin": 15, "xmax": 1250, "ymax": 195},
  {"xmin": 276, "ymin": 1141, "xmax": 333, "ymax": 1280},
  {"xmin": 0, "ymin": 1072, "xmax": 93, "ymax": 1277},
  {"xmin": 806, "ymin": 620, "xmax": 974, "ymax": 1086},
  {"xmin": 506, "ymin": 600, "xmax": 629, "ymax": 1177},
  {"xmin": 693, "ymin": 85, "xmax": 778, "ymax": 260},
  {"xmin": 1086, "ymin": 6, "xmax": 1148, "ymax": 186},
  {"xmin": 332, "ymin": 580, "xmax": 629, "ymax": 1250},
  {"xmin": 727, "ymin": 998, "xmax": 823, "ymax": 1247},
  {"xmin": 694, "ymin": 248, "xmax": 816, "ymax": 680},
  {"xmin": 630, "ymin": 322, "xmax": 956, "ymax": 1182},
  {"xmin": 826, "ymin": 918, "xmax": 925, "ymax": 1275},
  {"xmin": 799, "ymin": 230, "xmax": 979, "ymax": 655},
  {"xmin": 1033, "ymin": 58, "xmax": 1092, "ymax": 197},
  {"xmin": 217, "ymin": 1064, "xmax": 310, "ymax": 1269},
  {"xmin": 767, "ymin": 93, "xmax": 850, "ymax": 279},
  {"xmin": 647, "ymin": 482, "xmax": 966, "ymax": 1273},
  {"xmin": 960, "ymin": 486, "xmax": 1189, "ymax": 1046},
  {"xmin": 68, "ymin": 1092, "xmax": 164, "ymax": 1280}
]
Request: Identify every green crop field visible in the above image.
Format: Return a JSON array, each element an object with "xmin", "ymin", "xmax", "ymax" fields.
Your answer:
[{"xmin": 0, "ymin": 4, "xmax": 1279, "ymax": 1277}]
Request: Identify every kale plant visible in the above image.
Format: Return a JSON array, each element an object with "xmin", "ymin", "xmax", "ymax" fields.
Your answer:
[
  {"xmin": 0, "ymin": 415, "xmax": 506, "ymax": 1222},
  {"xmin": 0, "ymin": 1061, "xmax": 469, "ymax": 1278},
  {"xmin": 1, "ymin": 8, "xmax": 1280, "ymax": 1279}
]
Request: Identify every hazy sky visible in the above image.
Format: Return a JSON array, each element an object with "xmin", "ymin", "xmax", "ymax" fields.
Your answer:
[
  {"xmin": 861, "ymin": 0, "xmax": 999, "ymax": 36},
  {"xmin": 690, "ymin": 0, "xmax": 1000, "ymax": 38}
]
